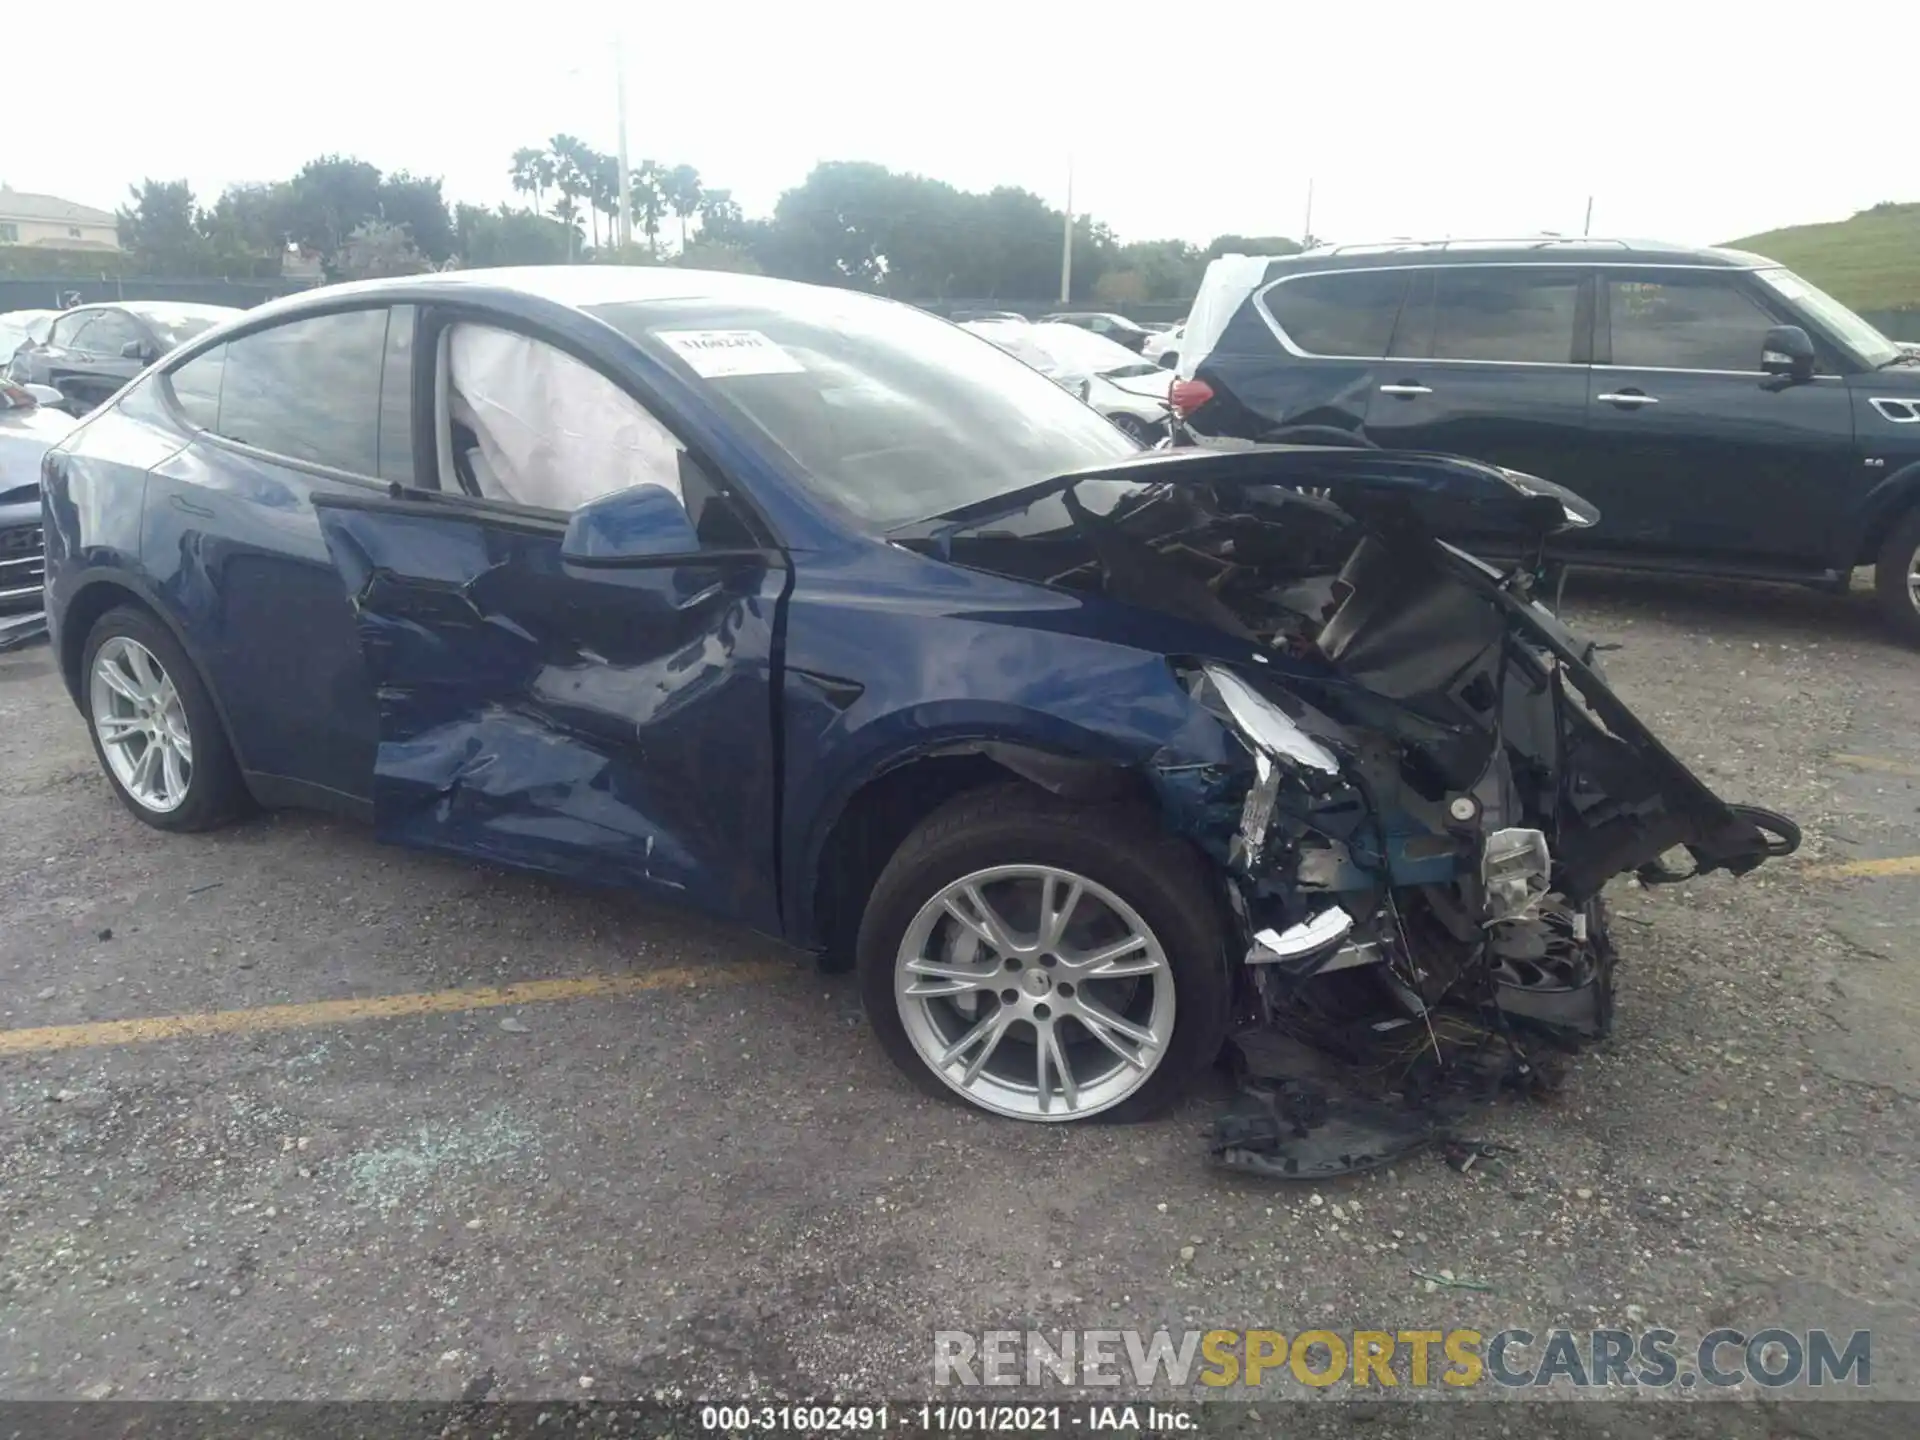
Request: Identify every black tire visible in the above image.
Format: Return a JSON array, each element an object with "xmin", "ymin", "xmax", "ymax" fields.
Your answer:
[
  {"xmin": 81, "ymin": 605, "xmax": 248, "ymax": 832},
  {"xmin": 856, "ymin": 782, "xmax": 1230, "ymax": 1122},
  {"xmin": 1109, "ymin": 413, "xmax": 1158, "ymax": 445},
  {"xmin": 1874, "ymin": 508, "xmax": 1920, "ymax": 646},
  {"xmin": 1157, "ymin": 351, "xmax": 1178, "ymax": 370}
]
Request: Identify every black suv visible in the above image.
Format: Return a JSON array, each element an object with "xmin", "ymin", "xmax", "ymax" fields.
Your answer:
[{"xmin": 1172, "ymin": 239, "xmax": 1920, "ymax": 642}]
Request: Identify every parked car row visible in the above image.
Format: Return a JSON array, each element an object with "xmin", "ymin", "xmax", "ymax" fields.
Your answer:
[
  {"xmin": 32, "ymin": 267, "xmax": 1795, "ymax": 1145},
  {"xmin": 4, "ymin": 301, "xmax": 239, "ymax": 416},
  {"xmin": 0, "ymin": 301, "xmax": 243, "ymax": 623},
  {"xmin": 1173, "ymin": 238, "xmax": 1920, "ymax": 642},
  {"xmin": 961, "ymin": 319, "xmax": 1174, "ymax": 442}
]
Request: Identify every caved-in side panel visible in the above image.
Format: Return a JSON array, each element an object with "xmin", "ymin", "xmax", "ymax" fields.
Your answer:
[{"xmin": 317, "ymin": 502, "xmax": 786, "ymax": 931}]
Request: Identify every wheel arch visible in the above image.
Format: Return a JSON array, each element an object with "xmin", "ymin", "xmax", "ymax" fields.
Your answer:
[
  {"xmin": 59, "ymin": 574, "xmax": 250, "ymax": 774},
  {"xmin": 1845, "ymin": 459, "xmax": 1920, "ymax": 568},
  {"xmin": 800, "ymin": 741, "xmax": 1152, "ymax": 971}
]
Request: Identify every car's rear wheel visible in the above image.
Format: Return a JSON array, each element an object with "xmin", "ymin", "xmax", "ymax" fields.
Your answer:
[
  {"xmin": 857, "ymin": 784, "xmax": 1229, "ymax": 1122},
  {"xmin": 1874, "ymin": 508, "xmax": 1920, "ymax": 646},
  {"xmin": 83, "ymin": 606, "xmax": 247, "ymax": 831}
]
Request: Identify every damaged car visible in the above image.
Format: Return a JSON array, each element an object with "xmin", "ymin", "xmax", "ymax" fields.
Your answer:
[{"xmin": 41, "ymin": 269, "xmax": 1798, "ymax": 1135}]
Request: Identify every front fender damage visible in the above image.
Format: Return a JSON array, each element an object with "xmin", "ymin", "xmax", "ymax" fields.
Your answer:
[{"xmin": 952, "ymin": 464, "xmax": 1806, "ymax": 1179}]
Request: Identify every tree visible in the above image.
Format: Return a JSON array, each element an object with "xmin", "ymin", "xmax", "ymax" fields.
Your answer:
[
  {"xmin": 455, "ymin": 203, "xmax": 572, "ymax": 267},
  {"xmin": 588, "ymin": 151, "xmax": 621, "ymax": 252},
  {"xmin": 376, "ymin": 172, "xmax": 454, "ymax": 263},
  {"xmin": 661, "ymin": 164, "xmax": 703, "ymax": 251},
  {"xmin": 1204, "ymin": 233, "xmax": 1302, "ymax": 260},
  {"xmin": 630, "ymin": 160, "xmax": 667, "ymax": 258},
  {"xmin": 335, "ymin": 220, "xmax": 430, "ymax": 280},
  {"xmin": 696, "ymin": 187, "xmax": 745, "ymax": 244},
  {"xmin": 547, "ymin": 134, "xmax": 592, "ymax": 260},
  {"xmin": 117, "ymin": 179, "xmax": 210, "ymax": 274},
  {"xmin": 550, "ymin": 194, "xmax": 584, "ymax": 258},
  {"xmin": 509, "ymin": 147, "xmax": 554, "ymax": 213},
  {"xmin": 1093, "ymin": 269, "xmax": 1149, "ymax": 305},
  {"xmin": 282, "ymin": 156, "xmax": 385, "ymax": 273}
]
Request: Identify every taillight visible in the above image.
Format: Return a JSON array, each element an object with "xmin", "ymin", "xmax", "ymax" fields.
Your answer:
[{"xmin": 1169, "ymin": 377, "xmax": 1214, "ymax": 418}]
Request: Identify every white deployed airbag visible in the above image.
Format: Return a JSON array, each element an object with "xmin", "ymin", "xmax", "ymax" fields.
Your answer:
[{"xmin": 447, "ymin": 324, "xmax": 684, "ymax": 511}]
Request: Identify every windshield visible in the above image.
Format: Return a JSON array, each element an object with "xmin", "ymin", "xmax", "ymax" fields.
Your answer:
[
  {"xmin": 1025, "ymin": 323, "xmax": 1162, "ymax": 378},
  {"xmin": 127, "ymin": 304, "xmax": 242, "ymax": 350},
  {"xmin": 593, "ymin": 293, "xmax": 1136, "ymax": 527},
  {"xmin": 1754, "ymin": 268, "xmax": 1900, "ymax": 369}
]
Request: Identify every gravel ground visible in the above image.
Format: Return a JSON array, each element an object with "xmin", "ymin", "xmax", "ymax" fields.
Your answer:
[{"xmin": 1, "ymin": 572, "xmax": 1917, "ymax": 1426}]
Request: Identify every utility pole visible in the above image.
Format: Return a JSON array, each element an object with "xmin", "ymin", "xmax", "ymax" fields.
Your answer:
[
  {"xmin": 1059, "ymin": 155, "xmax": 1074, "ymax": 304},
  {"xmin": 615, "ymin": 34, "xmax": 633, "ymax": 252},
  {"xmin": 1302, "ymin": 178, "xmax": 1315, "ymax": 248}
]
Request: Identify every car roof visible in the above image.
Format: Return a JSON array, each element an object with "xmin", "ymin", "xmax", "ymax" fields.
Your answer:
[
  {"xmin": 1260, "ymin": 237, "xmax": 1774, "ymax": 275},
  {"xmin": 122, "ymin": 301, "xmax": 244, "ymax": 322},
  {"xmin": 234, "ymin": 266, "xmax": 877, "ymax": 332}
]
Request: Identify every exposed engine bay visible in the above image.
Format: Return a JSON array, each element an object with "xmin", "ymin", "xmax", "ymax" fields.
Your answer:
[{"xmin": 909, "ymin": 447, "xmax": 1800, "ymax": 1176}]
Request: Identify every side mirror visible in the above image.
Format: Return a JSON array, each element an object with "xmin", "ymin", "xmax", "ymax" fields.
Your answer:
[
  {"xmin": 560, "ymin": 484, "xmax": 701, "ymax": 564},
  {"xmin": 1761, "ymin": 325, "xmax": 1816, "ymax": 383}
]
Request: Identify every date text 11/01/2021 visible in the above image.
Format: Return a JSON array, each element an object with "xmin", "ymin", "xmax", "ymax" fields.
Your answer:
[{"xmin": 699, "ymin": 1405, "xmax": 1195, "ymax": 1433}]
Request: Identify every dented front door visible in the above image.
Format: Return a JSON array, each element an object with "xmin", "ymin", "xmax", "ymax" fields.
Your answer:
[{"xmin": 312, "ymin": 494, "xmax": 787, "ymax": 932}]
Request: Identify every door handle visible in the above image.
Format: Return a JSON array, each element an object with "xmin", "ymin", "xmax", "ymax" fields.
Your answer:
[
  {"xmin": 1597, "ymin": 391, "xmax": 1658, "ymax": 407},
  {"xmin": 1378, "ymin": 383, "xmax": 1433, "ymax": 398}
]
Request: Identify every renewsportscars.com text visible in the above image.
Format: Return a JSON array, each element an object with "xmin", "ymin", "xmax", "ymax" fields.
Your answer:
[{"xmin": 934, "ymin": 1327, "xmax": 1871, "ymax": 1391}]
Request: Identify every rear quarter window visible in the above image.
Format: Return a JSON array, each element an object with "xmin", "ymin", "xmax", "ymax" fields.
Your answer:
[{"xmin": 1261, "ymin": 272, "xmax": 1409, "ymax": 358}]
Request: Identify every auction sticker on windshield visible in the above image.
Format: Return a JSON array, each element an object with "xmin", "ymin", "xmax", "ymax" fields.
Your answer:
[{"xmin": 658, "ymin": 329, "xmax": 805, "ymax": 378}]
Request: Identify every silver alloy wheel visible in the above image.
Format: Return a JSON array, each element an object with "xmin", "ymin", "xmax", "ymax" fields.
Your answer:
[
  {"xmin": 89, "ymin": 636, "xmax": 193, "ymax": 814},
  {"xmin": 894, "ymin": 864, "xmax": 1175, "ymax": 1121},
  {"xmin": 1908, "ymin": 544, "xmax": 1920, "ymax": 614}
]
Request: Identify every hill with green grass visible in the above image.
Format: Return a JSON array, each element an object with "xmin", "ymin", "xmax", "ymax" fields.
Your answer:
[{"xmin": 1725, "ymin": 202, "xmax": 1920, "ymax": 312}]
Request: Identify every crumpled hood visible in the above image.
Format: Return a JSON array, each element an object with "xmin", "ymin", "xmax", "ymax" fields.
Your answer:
[{"xmin": 897, "ymin": 443, "xmax": 1792, "ymax": 891}]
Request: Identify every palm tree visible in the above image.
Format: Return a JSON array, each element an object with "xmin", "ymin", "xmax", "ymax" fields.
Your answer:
[
  {"xmin": 589, "ymin": 152, "xmax": 621, "ymax": 253},
  {"xmin": 548, "ymin": 135, "xmax": 591, "ymax": 261},
  {"xmin": 509, "ymin": 147, "xmax": 553, "ymax": 214},
  {"xmin": 549, "ymin": 135, "xmax": 595, "ymax": 252},
  {"xmin": 551, "ymin": 194, "xmax": 583, "ymax": 261},
  {"xmin": 662, "ymin": 164, "xmax": 703, "ymax": 251},
  {"xmin": 631, "ymin": 160, "xmax": 667, "ymax": 259}
]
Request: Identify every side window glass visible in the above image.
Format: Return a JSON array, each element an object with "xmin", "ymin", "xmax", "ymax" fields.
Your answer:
[
  {"xmin": 1264, "ymin": 272, "xmax": 1408, "ymax": 358},
  {"xmin": 1427, "ymin": 269, "xmax": 1580, "ymax": 364},
  {"xmin": 678, "ymin": 452, "xmax": 758, "ymax": 548},
  {"xmin": 376, "ymin": 305, "xmax": 416, "ymax": 483},
  {"xmin": 216, "ymin": 309, "xmax": 390, "ymax": 474},
  {"xmin": 50, "ymin": 313, "xmax": 95, "ymax": 348},
  {"xmin": 1609, "ymin": 278, "xmax": 1777, "ymax": 372},
  {"xmin": 167, "ymin": 346, "xmax": 226, "ymax": 430},
  {"xmin": 444, "ymin": 323, "xmax": 690, "ymax": 517},
  {"xmin": 80, "ymin": 311, "xmax": 143, "ymax": 356}
]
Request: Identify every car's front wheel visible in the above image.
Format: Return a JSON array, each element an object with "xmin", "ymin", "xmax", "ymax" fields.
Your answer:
[
  {"xmin": 857, "ymin": 784, "xmax": 1229, "ymax": 1122},
  {"xmin": 82, "ymin": 605, "xmax": 247, "ymax": 831},
  {"xmin": 1875, "ymin": 508, "xmax": 1920, "ymax": 646}
]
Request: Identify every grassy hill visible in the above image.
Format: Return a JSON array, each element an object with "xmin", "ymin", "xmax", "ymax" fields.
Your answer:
[{"xmin": 1725, "ymin": 202, "xmax": 1920, "ymax": 312}]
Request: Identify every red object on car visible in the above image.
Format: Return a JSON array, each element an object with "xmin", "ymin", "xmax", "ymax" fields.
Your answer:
[{"xmin": 1169, "ymin": 377, "xmax": 1214, "ymax": 418}]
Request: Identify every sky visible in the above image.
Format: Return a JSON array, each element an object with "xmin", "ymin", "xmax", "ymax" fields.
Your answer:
[{"xmin": 11, "ymin": 0, "xmax": 1911, "ymax": 250}]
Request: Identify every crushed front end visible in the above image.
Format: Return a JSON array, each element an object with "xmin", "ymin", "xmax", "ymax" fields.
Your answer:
[{"xmin": 914, "ymin": 447, "xmax": 1800, "ymax": 1174}]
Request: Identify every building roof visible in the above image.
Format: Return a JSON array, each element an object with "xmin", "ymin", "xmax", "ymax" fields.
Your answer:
[{"xmin": 0, "ymin": 187, "xmax": 118, "ymax": 226}]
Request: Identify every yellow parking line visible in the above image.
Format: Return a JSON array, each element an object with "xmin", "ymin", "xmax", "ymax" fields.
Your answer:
[
  {"xmin": 1804, "ymin": 855, "xmax": 1920, "ymax": 881},
  {"xmin": 0, "ymin": 963, "xmax": 790, "ymax": 1056},
  {"xmin": 1834, "ymin": 753, "xmax": 1920, "ymax": 779}
]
